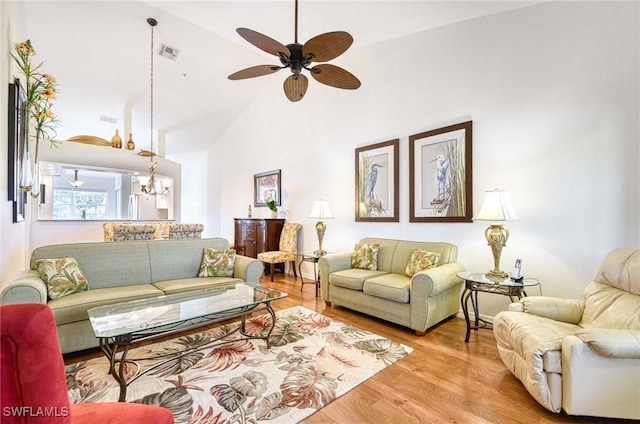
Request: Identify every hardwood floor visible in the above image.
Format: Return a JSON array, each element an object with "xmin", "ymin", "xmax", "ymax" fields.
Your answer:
[{"xmin": 65, "ymin": 274, "xmax": 633, "ymax": 424}]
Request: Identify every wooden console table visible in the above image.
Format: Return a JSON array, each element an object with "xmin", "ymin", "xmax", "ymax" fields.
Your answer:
[{"xmin": 233, "ymin": 218, "xmax": 284, "ymax": 258}]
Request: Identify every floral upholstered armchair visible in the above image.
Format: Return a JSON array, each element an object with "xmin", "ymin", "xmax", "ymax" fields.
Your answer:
[
  {"xmin": 103, "ymin": 221, "xmax": 170, "ymax": 241},
  {"xmin": 168, "ymin": 223, "xmax": 204, "ymax": 239},
  {"xmin": 257, "ymin": 222, "xmax": 302, "ymax": 282},
  {"xmin": 104, "ymin": 222, "xmax": 203, "ymax": 241},
  {"xmin": 112, "ymin": 224, "xmax": 156, "ymax": 241}
]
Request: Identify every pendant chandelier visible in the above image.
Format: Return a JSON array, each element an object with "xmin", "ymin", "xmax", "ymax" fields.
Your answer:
[
  {"xmin": 138, "ymin": 17, "xmax": 169, "ymax": 196},
  {"xmin": 68, "ymin": 169, "xmax": 84, "ymax": 188}
]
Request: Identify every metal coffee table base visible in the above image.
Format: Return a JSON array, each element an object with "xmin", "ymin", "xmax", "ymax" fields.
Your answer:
[{"xmin": 98, "ymin": 302, "xmax": 277, "ymax": 402}]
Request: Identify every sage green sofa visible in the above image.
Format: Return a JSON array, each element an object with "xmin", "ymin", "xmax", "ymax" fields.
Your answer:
[
  {"xmin": 319, "ymin": 237, "xmax": 465, "ymax": 335},
  {"xmin": 0, "ymin": 238, "xmax": 263, "ymax": 354}
]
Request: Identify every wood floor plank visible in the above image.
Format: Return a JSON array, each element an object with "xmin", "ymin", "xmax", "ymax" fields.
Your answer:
[{"xmin": 65, "ymin": 274, "xmax": 631, "ymax": 424}]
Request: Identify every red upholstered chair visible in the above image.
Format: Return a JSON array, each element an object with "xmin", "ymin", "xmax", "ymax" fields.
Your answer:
[{"xmin": 0, "ymin": 303, "xmax": 174, "ymax": 424}]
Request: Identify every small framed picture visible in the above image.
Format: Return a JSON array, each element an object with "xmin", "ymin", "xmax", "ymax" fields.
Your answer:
[{"xmin": 254, "ymin": 169, "xmax": 281, "ymax": 207}]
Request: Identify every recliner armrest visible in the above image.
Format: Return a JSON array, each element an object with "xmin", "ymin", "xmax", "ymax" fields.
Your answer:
[
  {"xmin": 575, "ymin": 328, "xmax": 640, "ymax": 359},
  {"xmin": 518, "ymin": 296, "xmax": 585, "ymax": 324}
]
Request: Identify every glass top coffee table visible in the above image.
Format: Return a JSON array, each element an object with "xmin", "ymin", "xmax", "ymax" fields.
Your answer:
[{"xmin": 88, "ymin": 283, "xmax": 287, "ymax": 401}]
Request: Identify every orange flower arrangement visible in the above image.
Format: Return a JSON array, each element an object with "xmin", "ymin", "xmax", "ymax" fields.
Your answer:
[{"xmin": 10, "ymin": 39, "xmax": 60, "ymax": 151}]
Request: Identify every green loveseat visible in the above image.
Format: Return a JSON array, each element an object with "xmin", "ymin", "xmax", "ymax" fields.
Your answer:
[
  {"xmin": 319, "ymin": 237, "xmax": 465, "ymax": 335},
  {"xmin": 0, "ymin": 238, "xmax": 263, "ymax": 354}
]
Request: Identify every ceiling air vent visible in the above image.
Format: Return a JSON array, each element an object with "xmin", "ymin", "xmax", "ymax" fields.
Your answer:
[
  {"xmin": 159, "ymin": 44, "xmax": 179, "ymax": 61},
  {"xmin": 100, "ymin": 114, "xmax": 118, "ymax": 124}
]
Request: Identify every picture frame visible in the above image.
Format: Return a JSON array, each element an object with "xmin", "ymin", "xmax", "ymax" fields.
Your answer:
[
  {"xmin": 409, "ymin": 121, "xmax": 472, "ymax": 222},
  {"xmin": 254, "ymin": 169, "xmax": 281, "ymax": 207},
  {"xmin": 7, "ymin": 79, "xmax": 27, "ymax": 223},
  {"xmin": 355, "ymin": 139, "xmax": 399, "ymax": 222}
]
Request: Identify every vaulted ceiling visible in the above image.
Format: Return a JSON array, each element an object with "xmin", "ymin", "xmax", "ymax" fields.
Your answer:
[{"xmin": 12, "ymin": 1, "xmax": 540, "ymax": 156}]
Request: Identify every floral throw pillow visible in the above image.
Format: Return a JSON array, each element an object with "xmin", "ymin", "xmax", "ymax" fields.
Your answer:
[
  {"xmin": 198, "ymin": 248, "xmax": 236, "ymax": 277},
  {"xmin": 405, "ymin": 249, "xmax": 441, "ymax": 277},
  {"xmin": 36, "ymin": 257, "xmax": 89, "ymax": 299},
  {"xmin": 351, "ymin": 243, "xmax": 379, "ymax": 270}
]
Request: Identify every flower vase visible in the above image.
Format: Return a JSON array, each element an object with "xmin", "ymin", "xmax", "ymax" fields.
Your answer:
[
  {"xmin": 126, "ymin": 133, "xmax": 135, "ymax": 150},
  {"xmin": 30, "ymin": 134, "xmax": 41, "ymax": 198},
  {"xmin": 269, "ymin": 210, "xmax": 278, "ymax": 218},
  {"xmin": 30, "ymin": 164, "xmax": 40, "ymax": 198},
  {"xmin": 18, "ymin": 137, "xmax": 33, "ymax": 192},
  {"xmin": 111, "ymin": 129, "xmax": 122, "ymax": 149}
]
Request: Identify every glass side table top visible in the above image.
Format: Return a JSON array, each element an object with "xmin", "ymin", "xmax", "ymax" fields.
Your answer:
[
  {"xmin": 296, "ymin": 251, "xmax": 328, "ymax": 259},
  {"xmin": 457, "ymin": 271, "xmax": 540, "ymax": 287},
  {"xmin": 88, "ymin": 283, "xmax": 286, "ymax": 338}
]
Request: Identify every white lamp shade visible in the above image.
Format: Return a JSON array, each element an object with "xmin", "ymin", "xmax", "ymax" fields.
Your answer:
[
  {"xmin": 137, "ymin": 175, "xmax": 150, "ymax": 186},
  {"xmin": 308, "ymin": 199, "xmax": 334, "ymax": 219},
  {"xmin": 69, "ymin": 170, "xmax": 84, "ymax": 188},
  {"xmin": 473, "ymin": 188, "xmax": 518, "ymax": 221}
]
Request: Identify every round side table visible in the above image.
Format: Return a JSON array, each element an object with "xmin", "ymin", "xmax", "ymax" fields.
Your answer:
[{"xmin": 457, "ymin": 271, "xmax": 541, "ymax": 343}]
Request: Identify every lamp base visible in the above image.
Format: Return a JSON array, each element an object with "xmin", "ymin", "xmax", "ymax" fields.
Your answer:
[
  {"xmin": 487, "ymin": 269, "xmax": 508, "ymax": 279},
  {"xmin": 484, "ymin": 223, "xmax": 510, "ymax": 281}
]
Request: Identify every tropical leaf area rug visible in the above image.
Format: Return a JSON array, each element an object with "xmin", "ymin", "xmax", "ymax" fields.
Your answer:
[{"xmin": 66, "ymin": 306, "xmax": 413, "ymax": 424}]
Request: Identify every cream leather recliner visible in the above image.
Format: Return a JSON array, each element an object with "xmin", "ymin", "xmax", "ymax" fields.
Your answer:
[{"xmin": 493, "ymin": 247, "xmax": 640, "ymax": 420}]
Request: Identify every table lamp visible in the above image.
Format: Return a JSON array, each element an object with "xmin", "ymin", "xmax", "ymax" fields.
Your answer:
[
  {"xmin": 308, "ymin": 199, "xmax": 334, "ymax": 256},
  {"xmin": 473, "ymin": 188, "xmax": 517, "ymax": 278}
]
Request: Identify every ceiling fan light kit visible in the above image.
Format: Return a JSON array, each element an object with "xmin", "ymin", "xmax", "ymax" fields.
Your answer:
[{"xmin": 228, "ymin": 0, "xmax": 361, "ymax": 102}]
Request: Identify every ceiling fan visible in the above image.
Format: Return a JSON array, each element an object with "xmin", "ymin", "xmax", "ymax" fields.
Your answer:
[{"xmin": 228, "ymin": 0, "xmax": 361, "ymax": 102}]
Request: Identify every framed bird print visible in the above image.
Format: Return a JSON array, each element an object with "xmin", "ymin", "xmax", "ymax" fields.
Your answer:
[
  {"xmin": 355, "ymin": 139, "xmax": 399, "ymax": 222},
  {"xmin": 409, "ymin": 121, "xmax": 473, "ymax": 222}
]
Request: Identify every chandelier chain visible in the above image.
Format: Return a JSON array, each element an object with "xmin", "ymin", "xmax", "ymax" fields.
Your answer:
[{"xmin": 150, "ymin": 19, "xmax": 154, "ymax": 156}]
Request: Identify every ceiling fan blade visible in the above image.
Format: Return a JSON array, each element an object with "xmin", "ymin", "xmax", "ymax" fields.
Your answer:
[
  {"xmin": 310, "ymin": 64, "xmax": 361, "ymax": 89},
  {"xmin": 228, "ymin": 65, "xmax": 281, "ymax": 80},
  {"xmin": 303, "ymin": 31, "xmax": 353, "ymax": 62},
  {"xmin": 283, "ymin": 74, "xmax": 308, "ymax": 102},
  {"xmin": 236, "ymin": 28, "xmax": 291, "ymax": 57}
]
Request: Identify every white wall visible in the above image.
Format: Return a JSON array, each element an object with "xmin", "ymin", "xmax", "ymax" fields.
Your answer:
[
  {"xmin": 191, "ymin": 1, "xmax": 639, "ymax": 317},
  {"xmin": 0, "ymin": 1, "xmax": 30, "ymax": 285}
]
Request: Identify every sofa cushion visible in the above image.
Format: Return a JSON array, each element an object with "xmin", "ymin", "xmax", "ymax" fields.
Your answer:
[
  {"xmin": 405, "ymin": 249, "xmax": 441, "ymax": 277},
  {"xmin": 48, "ymin": 284, "xmax": 164, "ymax": 325},
  {"xmin": 147, "ymin": 238, "xmax": 231, "ymax": 281},
  {"xmin": 358, "ymin": 238, "xmax": 400, "ymax": 272},
  {"xmin": 35, "ymin": 257, "xmax": 89, "ymax": 300},
  {"xmin": 363, "ymin": 273, "xmax": 412, "ymax": 303},
  {"xmin": 198, "ymin": 248, "xmax": 236, "ymax": 277},
  {"xmin": 153, "ymin": 277, "xmax": 243, "ymax": 295},
  {"xmin": 329, "ymin": 269, "xmax": 389, "ymax": 291},
  {"xmin": 351, "ymin": 243, "xmax": 379, "ymax": 270},
  {"xmin": 31, "ymin": 242, "xmax": 153, "ymax": 289}
]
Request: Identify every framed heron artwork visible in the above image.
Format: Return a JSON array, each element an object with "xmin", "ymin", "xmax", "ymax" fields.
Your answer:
[
  {"xmin": 355, "ymin": 139, "xmax": 399, "ymax": 222},
  {"xmin": 409, "ymin": 121, "xmax": 473, "ymax": 222}
]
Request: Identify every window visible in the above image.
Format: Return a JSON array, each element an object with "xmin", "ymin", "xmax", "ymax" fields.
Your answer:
[{"xmin": 53, "ymin": 189, "xmax": 108, "ymax": 220}]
